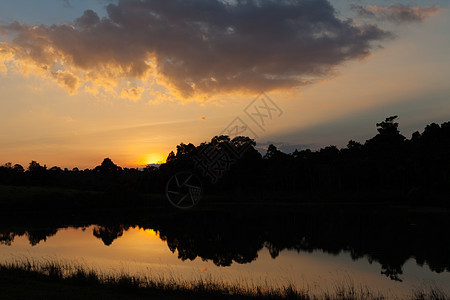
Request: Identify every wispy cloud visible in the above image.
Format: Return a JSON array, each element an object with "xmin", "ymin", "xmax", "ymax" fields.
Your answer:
[
  {"xmin": 352, "ymin": 4, "xmax": 441, "ymax": 24},
  {"xmin": 59, "ymin": 0, "xmax": 72, "ymax": 9},
  {"xmin": 0, "ymin": 0, "xmax": 391, "ymax": 99}
]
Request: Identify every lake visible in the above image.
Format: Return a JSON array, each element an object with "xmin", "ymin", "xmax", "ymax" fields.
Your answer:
[{"xmin": 1, "ymin": 205, "xmax": 449, "ymax": 297}]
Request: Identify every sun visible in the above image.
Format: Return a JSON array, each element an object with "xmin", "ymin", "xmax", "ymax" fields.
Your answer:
[
  {"xmin": 139, "ymin": 228, "xmax": 159, "ymax": 237},
  {"xmin": 138, "ymin": 153, "xmax": 166, "ymax": 166}
]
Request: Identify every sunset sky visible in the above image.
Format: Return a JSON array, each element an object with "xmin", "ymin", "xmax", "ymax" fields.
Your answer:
[{"xmin": 1, "ymin": 0, "xmax": 449, "ymax": 169}]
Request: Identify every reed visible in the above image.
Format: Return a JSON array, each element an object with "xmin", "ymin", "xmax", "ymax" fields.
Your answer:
[{"xmin": 0, "ymin": 259, "xmax": 447, "ymax": 300}]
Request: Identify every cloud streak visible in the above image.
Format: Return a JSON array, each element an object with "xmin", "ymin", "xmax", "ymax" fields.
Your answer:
[
  {"xmin": 353, "ymin": 4, "xmax": 441, "ymax": 24},
  {"xmin": 0, "ymin": 0, "xmax": 391, "ymax": 99}
]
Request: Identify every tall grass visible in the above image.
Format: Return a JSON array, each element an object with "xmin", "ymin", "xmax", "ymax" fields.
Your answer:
[
  {"xmin": 410, "ymin": 287, "xmax": 449, "ymax": 300},
  {"xmin": 0, "ymin": 259, "xmax": 447, "ymax": 300}
]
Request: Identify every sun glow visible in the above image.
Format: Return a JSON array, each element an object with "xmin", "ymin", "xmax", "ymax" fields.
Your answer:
[
  {"xmin": 139, "ymin": 228, "xmax": 159, "ymax": 237},
  {"xmin": 138, "ymin": 153, "xmax": 166, "ymax": 166}
]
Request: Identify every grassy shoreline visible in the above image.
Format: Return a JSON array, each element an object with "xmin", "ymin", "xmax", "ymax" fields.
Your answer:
[{"xmin": 0, "ymin": 260, "xmax": 447, "ymax": 300}]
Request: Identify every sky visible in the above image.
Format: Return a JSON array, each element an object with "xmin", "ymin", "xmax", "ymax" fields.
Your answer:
[{"xmin": 0, "ymin": 0, "xmax": 449, "ymax": 169}]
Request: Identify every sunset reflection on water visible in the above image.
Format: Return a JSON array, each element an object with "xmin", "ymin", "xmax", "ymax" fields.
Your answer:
[{"xmin": 1, "ymin": 225, "xmax": 450, "ymax": 298}]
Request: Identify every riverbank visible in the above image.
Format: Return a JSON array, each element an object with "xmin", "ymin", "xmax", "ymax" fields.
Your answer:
[{"xmin": 0, "ymin": 260, "xmax": 447, "ymax": 300}]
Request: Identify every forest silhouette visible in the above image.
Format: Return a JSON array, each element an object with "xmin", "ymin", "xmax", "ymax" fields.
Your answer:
[{"xmin": 1, "ymin": 116, "xmax": 450, "ymax": 206}]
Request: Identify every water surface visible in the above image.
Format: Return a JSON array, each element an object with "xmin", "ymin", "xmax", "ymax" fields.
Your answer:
[{"xmin": 1, "ymin": 206, "xmax": 449, "ymax": 297}]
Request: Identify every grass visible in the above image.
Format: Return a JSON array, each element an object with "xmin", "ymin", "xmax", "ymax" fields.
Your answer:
[
  {"xmin": 0, "ymin": 259, "xmax": 308, "ymax": 299},
  {"xmin": 0, "ymin": 259, "xmax": 447, "ymax": 300}
]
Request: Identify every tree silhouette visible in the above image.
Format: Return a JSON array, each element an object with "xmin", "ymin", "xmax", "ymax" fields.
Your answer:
[
  {"xmin": 13, "ymin": 164, "xmax": 24, "ymax": 173},
  {"xmin": 166, "ymin": 151, "xmax": 176, "ymax": 162},
  {"xmin": 376, "ymin": 115, "xmax": 400, "ymax": 135},
  {"xmin": 175, "ymin": 143, "xmax": 196, "ymax": 158},
  {"xmin": 28, "ymin": 161, "xmax": 46, "ymax": 173},
  {"xmin": 264, "ymin": 144, "xmax": 280, "ymax": 159},
  {"xmin": 94, "ymin": 158, "xmax": 122, "ymax": 174}
]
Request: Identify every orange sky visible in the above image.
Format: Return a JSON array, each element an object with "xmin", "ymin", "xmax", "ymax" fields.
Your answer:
[{"xmin": 0, "ymin": 1, "xmax": 449, "ymax": 169}]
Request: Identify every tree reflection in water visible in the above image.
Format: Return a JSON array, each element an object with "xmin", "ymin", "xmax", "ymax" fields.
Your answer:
[
  {"xmin": 93, "ymin": 224, "xmax": 129, "ymax": 246},
  {"xmin": 1, "ymin": 207, "xmax": 450, "ymax": 282}
]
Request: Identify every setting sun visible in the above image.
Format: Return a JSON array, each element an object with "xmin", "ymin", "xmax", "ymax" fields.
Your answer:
[
  {"xmin": 138, "ymin": 153, "xmax": 166, "ymax": 166},
  {"xmin": 139, "ymin": 228, "xmax": 159, "ymax": 237}
]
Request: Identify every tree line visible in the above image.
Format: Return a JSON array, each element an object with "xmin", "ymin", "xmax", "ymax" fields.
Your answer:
[{"xmin": 1, "ymin": 116, "xmax": 449, "ymax": 205}]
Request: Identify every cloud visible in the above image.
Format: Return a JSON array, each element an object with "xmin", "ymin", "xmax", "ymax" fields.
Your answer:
[
  {"xmin": 121, "ymin": 87, "xmax": 144, "ymax": 101},
  {"xmin": 0, "ymin": 0, "xmax": 391, "ymax": 99},
  {"xmin": 352, "ymin": 4, "xmax": 441, "ymax": 24},
  {"xmin": 75, "ymin": 9, "xmax": 100, "ymax": 28},
  {"xmin": 53, "ymin": 71, "xmax": 80, "ymax": 94},
  {"xmin": 59, "ymin": 0, "xmax": 72, "ymax": 9}
]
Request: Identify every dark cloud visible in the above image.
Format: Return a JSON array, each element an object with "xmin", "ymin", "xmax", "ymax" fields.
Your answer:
[
  {"xmin": 352, "ymin": 4, "xmax": 440, "ymax": 24},
  {"xmin": 75, "ymin": 10, "xmax": 100, "ymax": 28},
  {"xmin": 1, "ymin": 0, "xmax": 391, "ymax": 97}
]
